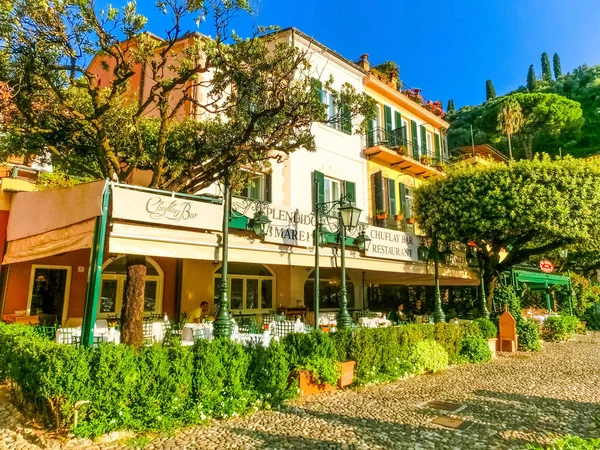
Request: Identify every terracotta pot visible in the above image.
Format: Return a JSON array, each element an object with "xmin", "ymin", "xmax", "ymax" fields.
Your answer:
[
  {"xmin": 293, "ymin": 370, "xmax": 335, "ymax": 397},
  {"xmin": 406, "ymin": 217, "xmax": 415, "ymax": 224},
  {"xmin": 394, "ymin": 214, "xmax": 403, "ymax": 220},
  {"xmin": 376, "ymin": 214, "xmax": 388, "ymax": 220},
  {"xmin": 486, "ymin": 338, "xmax": 497, "ymax": 357},
  {"xmin": 338, "ymin": 361, "xmax": 356, "ymax": 388}
]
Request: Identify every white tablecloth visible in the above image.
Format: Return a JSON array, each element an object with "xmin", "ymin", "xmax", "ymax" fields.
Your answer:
[
  {"xmin": 55, "ymin": 327, "xmax": 120, "ymax": 345},
  {"xmin": 182, "ymin": 323, "xmax": 213, "ymax": 342},
  {"xmin": 358, "ymin": 317, "xmax": 392, "ymax": 328}
]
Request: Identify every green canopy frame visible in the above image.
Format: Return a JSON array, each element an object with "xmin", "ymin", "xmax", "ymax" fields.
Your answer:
[{"xmin": 507, "ymin": 268, "xmax": 573, "ymax": 315}]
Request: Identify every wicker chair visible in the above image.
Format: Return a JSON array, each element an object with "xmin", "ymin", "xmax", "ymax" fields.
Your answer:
[{"xmin": 272, "ymin": 320, "xmax": 296, "ymax": 338}]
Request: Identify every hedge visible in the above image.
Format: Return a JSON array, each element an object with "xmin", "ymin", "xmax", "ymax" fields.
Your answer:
[
  {"xmin": 0, "ymin": 321, "xmax": 485, "ymax": 437},
  {"xmin": 543, "ymin": 315, "xmax": 580, "ymax": 342}
]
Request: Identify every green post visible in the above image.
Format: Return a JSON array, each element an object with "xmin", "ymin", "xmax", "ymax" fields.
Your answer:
[
  {"xmin": 337, "ymin": 212, "xmax": 353, "ymax": 329},
  {"xmin": 214, "ymin": 171, "xmax": 232, "ymax": 338},
  {"xmin": 81, "ymin": 182, "xmax": 110, "ymax": 347},
  {"xmin": 313, "ymin": 179, "xmax": 320, "ymax": 329},
  {"xmin": 545, "ymin": 279, "xmax": 552, "ymax": 314},
  {"xmin": 479, "ymin": 258, "xmax": 490, "ymax": 319},
  {"xmin": 432, "ymin": 236, "xmax": 446, "ymax": 323},
  {"xmin": 568, "ymin": 271, "xmax": 574, "ymax": 316}
]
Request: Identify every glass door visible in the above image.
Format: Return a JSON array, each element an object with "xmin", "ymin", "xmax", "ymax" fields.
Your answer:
[{"xmin": 30, "ymin": 267, "xmax": 69, "ymax": 325}]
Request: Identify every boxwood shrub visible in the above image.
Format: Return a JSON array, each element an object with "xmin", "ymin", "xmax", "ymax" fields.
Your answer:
[
  {"xmin": 474, "ymin": 318, "xmax": 497, "ymax": 340},
  {"xmin": 0, "ymin": 320, "xmax": 491, "ymax": 437},
  {"xmin": 459, "ymin": 336, "xmax": 492, "ymax": 363},
  {"xmin": 543, "ymin": 315, "xmax": 580, "ymax": 342}
]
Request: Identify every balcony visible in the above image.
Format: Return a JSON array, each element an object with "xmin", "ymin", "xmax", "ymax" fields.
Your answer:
[
  {"xmin": 369, "ymin": 215, "xmax": 414, "ymax": 233},
  {"xmin": 364, "ymin": 127, "xmax": 445, "ymax": 179}
]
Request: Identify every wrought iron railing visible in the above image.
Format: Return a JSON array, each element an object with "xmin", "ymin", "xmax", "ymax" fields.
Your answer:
[
  {"xmin": 365, "ymin": 126, "xmax": 446, "ymax": 165},
  {"xmin": 370, "ymin": 215, "xmax": 409, "ymax": 232}
]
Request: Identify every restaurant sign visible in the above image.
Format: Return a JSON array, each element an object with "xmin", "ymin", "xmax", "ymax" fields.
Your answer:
[
  {"xmin": 364, "ymin": 227, "xmax": 419, "ymax": 262},
  {"xmin": 112, "ymin": 186, "xmax": 223, "ymax": 232}
]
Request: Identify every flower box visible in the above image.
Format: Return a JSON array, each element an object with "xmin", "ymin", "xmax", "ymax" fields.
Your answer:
[
  {"xmin": 376, "ymin": 213, "xmax": 388, "ymax": 220},
  {"xmin": 406, "ymin": 217, "xmax": 415, "ymax": 224},
  {"xmin": 393, "ymin": 214, "xmax": 404, "ymax": 221},
  {"xmin": 294, "ymin": 370, "xmax": 336, "ymax": 397}
]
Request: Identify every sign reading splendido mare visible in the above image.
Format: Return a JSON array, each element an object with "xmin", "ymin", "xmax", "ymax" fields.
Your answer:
[{"xmin": 365, "ymin": 227, "xmax": 419, "ymax": 262}]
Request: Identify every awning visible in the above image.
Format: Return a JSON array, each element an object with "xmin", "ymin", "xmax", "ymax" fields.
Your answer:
[
  {"xmin": 3, "ymin": 180, "xmax": 106, "ymax": 264},
  {"xmin": 511, "ymin": 269, "xmax": 571, "ymax": 290}
]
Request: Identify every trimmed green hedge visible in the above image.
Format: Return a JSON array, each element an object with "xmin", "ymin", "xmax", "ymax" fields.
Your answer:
[
  {"xmin": 0, "ymin": 321, "xmax": 485, "ymax": 437},
  {"xmin": 543, "ymin": 315, "xmax": 580, "ymax": 342}
]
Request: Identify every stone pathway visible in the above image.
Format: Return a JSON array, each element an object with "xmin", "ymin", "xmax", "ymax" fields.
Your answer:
[{"xmin": 2, "ymin": 333, "xmax": 600, "ymax": 450}]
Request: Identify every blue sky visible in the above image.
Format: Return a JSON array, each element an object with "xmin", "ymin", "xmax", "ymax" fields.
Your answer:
[{"xmin": 121, "ymin": 0, "xmax": 600, "ymax": 109}]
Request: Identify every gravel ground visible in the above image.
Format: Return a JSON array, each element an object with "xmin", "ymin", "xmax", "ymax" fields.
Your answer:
[{"xmin": 2, "ymin": 333, "xmax": 600, "ymax": 450}]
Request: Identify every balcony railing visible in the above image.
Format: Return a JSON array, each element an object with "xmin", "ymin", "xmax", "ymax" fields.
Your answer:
[
  {"xmin": 369, "ymin": 215, "xmax": 413, "ymax": 233},
  {"xmin": 366, "ymin": 126, "xmax": 446, "ymax": 166}
]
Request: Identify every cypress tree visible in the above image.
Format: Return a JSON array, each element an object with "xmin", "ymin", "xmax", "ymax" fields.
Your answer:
[
  {"xmin": 485, "ymin": 79, "xmax": 497, "ymax": 101},
  {"xmin": 447, "ymin": 99, "xmax": 455, "ymax": 114},
  {"xmin": 553, "ymin": 53, "xmax": 562, "ymax": 79},
  {"xmin": 527, "ymin": 64, "xmax": 537, "ymax": 91},
  {"xmin": 541, "ymin": 52, "xmax": 552, "ymax": 81}
]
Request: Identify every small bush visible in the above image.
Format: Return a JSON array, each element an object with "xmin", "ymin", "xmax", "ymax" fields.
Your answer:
[
  {"xmin": 527, "ymin": 435, "xmax": 600, "ymax": 450},
  {"xmin": 543, "ymin": 315, "xmax": 579, "ymax": 342},
  {"xmin": 474, "ymin": 318, "xmax": 497, "ymax": 339},
  {"xmin": 404, "ymin": 340, "xmax": 448, "ymax": 374},
  {"xmin": 517, "ymin": 319, "xmax": 542, "ymax": 351},
  {"xmin": 459, "ymin": 336, "xmax": 492, "ymax": 363},
  {"xmin": 282, "ymin": 330, "xmax": 339, "ymax": 385},
  {"xmin": 584, "ymin": 305, "xmax": 600, "ymax": 330}
]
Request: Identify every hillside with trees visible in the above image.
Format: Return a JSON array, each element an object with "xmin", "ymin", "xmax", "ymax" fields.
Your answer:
[{"xmin": 447, "ymin": 54, "xmax": 600, "ymax": 159}]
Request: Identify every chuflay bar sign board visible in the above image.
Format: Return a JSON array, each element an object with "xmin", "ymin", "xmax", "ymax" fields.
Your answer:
[
  {"xmin": 112, "ymin": 185, "xmax": 223, "ymax": 232},
  {"xmin": 112, "ymin": 185, "xmax": 421, "ymax": 263},
  {"xmin": 364, "ymin": 226, "xmax": 419, "ymax": 262}
]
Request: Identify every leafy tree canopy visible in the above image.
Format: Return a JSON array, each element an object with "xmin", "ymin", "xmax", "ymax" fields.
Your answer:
[{"xmin": 414, "ymin": 156, "xmax": 600, "ymax": 287}]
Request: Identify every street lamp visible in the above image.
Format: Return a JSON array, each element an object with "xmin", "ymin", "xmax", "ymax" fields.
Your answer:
[
  {"xmin": 467, "ymin": 242, "xmax": 490, "ymax": 319},
  {"xmin": 417, "ymin": 236, "xmax": 445, "ymax": 323},
  {"xmin": 313, "ymin": 186, "xmax": 362, "ymax": 330},
  {"xmin": 355, "ymin": 231, "xmax": 372, "ymax": 252},
  {"xmin": 214, "ymin": 173, "xmax": 272, "ymax": 339}
]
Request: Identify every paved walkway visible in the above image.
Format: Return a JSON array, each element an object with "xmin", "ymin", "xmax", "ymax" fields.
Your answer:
[{"xmin": 2, "ymin": 333, "xmax": 600, "ymax": 450}]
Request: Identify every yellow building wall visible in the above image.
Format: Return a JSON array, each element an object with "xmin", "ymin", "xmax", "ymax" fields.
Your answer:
[{"xmin": 366, "ymin": 160, "xmax": 421, "ymax": 219}]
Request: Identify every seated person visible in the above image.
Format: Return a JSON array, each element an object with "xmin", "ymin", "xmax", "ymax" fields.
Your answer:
[
  {"xmin": 389, "ymin": 303, "xmax": 409, "ymax": 325},
  {"xmin": 412, "ymin": 299, "xmax": 425, "ymax": 320},
  {"xmin": 199, "ymin": 301, "xmax": 211, "ymax": 322}
]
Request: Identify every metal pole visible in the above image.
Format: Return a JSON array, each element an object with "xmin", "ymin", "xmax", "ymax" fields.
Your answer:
[
  {"xmin": 479, "ymin": 256, "xmax": 490, "ymax": 319},
  {"xmin": 568, "ymin": 271, "xmax": 574, "ymax": 316},
  {"xmin": 337, "ymin": 214, "xmax": 353, "ymax": 329},
  {"xmin": 432, "ymin": 236, "xmax": 445, "ymax": 323},
  {"xmin": 82, "ymin": 182, "xmax": 110, "ymax": 347},
  {"xmin": 545, "ymin": 279, "xmax": 551, "ymax": 314},
  {"xmin": 313, "ymin": 181, "xmax": 320, "ymax": 329},
  {"xmin": 214, "ymin": 171, "xmax": 232, "ymax": 338}
]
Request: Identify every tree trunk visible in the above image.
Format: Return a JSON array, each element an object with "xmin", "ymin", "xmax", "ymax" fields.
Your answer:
[
  {"xmin": 523, "ymin": 136, "xmax": 533, "ymax": 160},
  {"xmin": 121, "ymin": 254, "xmax": 146, "ymax": 348}
]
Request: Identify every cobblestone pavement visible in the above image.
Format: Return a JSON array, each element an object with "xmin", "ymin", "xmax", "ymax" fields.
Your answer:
[{"xmin": 2, "ymin": 333, "xmax": 600, "ymax": 450}]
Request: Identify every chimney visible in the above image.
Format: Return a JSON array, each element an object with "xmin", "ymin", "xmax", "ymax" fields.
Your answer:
[{"xmin": 357, "ymin": 53, "xmax": 370, "ymax": 71}]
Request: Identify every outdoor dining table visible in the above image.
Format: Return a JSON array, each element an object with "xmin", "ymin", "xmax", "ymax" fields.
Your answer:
[{"xmin": 55, "ymin": 327, "xmax": 120, "ymax": 345}]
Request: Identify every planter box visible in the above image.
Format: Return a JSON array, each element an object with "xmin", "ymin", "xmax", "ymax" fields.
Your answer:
[
  {"xmin": 486, "ymin": 338, "xmax": 497, "ymax": 357},
  {"xmin": 376, "ymin": 214, "xmax": 388, "ymax": 220},
  {"xmin": 294, "ymin": 370, "xmax": 335, "ymax": 397},
  {"xmin": 406, "ymin": 217, "xmax": 415, "ymax": 224},
  {"xmin": 338, "ymin": 360, "xmax": 356, "ymax": 388}
]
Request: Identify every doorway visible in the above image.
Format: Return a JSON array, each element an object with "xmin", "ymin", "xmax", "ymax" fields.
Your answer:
[{"xmin": 28, "ymin": 266, "xmax": 71, "ymax": 325}]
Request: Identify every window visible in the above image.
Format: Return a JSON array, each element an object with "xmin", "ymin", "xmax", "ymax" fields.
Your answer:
[
  {"xmin": 214, "ymin": 263, "xmax": 275, "ymax": 313},
  {"xmin": 323, "ymin": 176, "xmax": 341, "ymax": 205},
  {"xmin": 28, "ymin": 266, "xmax": 71, "ymax": 325},
  {"xmin": 239, "ymin": 172, "xmax": 264, "ymax": 201},
  {"xmin": 98, "ymin": 256, "xmax": 163, "ymax": 318},
  {"xmin": 304, "ymin": 268, "xmax": 355, "ymax": 310},
  {"xmin": 321, "ymin": 89, "xmax": 351, "ymax": 134},
  {"xmin": 400, "ymin": 183, "xmax": 414, "ymax": 219},
  {"xmin": 401, "ymin": 118, "xmax": 409, "ymax": 141}
]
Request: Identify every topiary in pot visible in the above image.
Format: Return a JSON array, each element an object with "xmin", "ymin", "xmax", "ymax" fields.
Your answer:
[
  {"xmin": 459, "ymin": 336, "xmax": 492, "ymax": 363},
  {"xmin": 474, "ymin": 318, "xmax": 497, "ymax": 339}
]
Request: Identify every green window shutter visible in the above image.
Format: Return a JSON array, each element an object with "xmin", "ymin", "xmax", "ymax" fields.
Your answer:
[
  {"xmin": 399, "ymin": 183, "xmax": 410, "ymax": 218},
  {"xmin": 420, "ymin": 125, "xmax": 427, "ymax": 155},
  {"xmin": 341, "ymin": 103, "xmax": 352, "ymax": 135},
  {"xmin": 344, "ymin": 180, "xmax": 356, "ymax": 205},
  {"xmin": 265, "ymin": 173, "xmax": 272, "ymax": 203},
  {"xmin": 411, "ymin": 120, "xmax": 419, "ymax": 159},
  {"xmin": 394, "ymin": 111, "xmax": 402, "ymax": 130},
  {"xmin": 313, "ymin": 171, "xmax": 325, "ymax": 212},
  {"xmin": 387, "ymin": 178, "xmax": 396, "ymax": 214},
  {"xmin": 373, "ymin": 171, "xmax": 384, "ymax": 213},
  {"xmin": 311, "ymin": 78, "xmax": 323, "ymax": 103},
  {"xmin": 384, "ymin": 105, "xmax": 393, "ymax": 140},
  {"xmin": 366, "ymin": 116, "xmax": 374, "ymax": 147},
  {"xmin": 434, "ymin": 133, "xmax": 441, "ymax": 162}
]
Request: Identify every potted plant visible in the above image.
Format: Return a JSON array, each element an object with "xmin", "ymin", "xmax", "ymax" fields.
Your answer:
[
  {"xmin": 394, "ymin": 213, "xmax": 404, "ymax": 221},
  {"xmin": 406, "ymin": 217, "xmax": 415, "ymax": 224},
  {"xmin": 474, "ymin": 318, "xmax": 498, "ymax": 357},
  {"xmin": 376, "ymin": 209, "xmax": 388, "ymax": 220},
  {"xmin": 420, "ymin": 155, "xmax": 432, "ymax": 165},
  {"xmin": 394, "ymin": 144, "xmax": 408, "ymax": 156}
]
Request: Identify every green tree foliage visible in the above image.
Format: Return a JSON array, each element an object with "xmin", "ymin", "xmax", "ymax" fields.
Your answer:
[
  {"xmin": 541, "ymin": 52, "xmax": 552, "ymax": 82},
  {"xmin": 496, "ymin": 97, "xmax": 524, "ymax": 160},
  {"xmin": 447, "ymin": 99, "xmax": 455, "ymax": 114},
  {"xmin": 485, "ymin": 79, "xmax": 496, "ymax": 101},
  {"xmin": 527, "ymin": 64, "xmax": 537, "ymax": 91},
  {"xmin": 449, "ymin": 93, "xmax": 582, "ymax": 159},
  {"xmin": 413, "ymin": 156, "xmax": 600, "ymax": 297},
  {"xmin": 553, "ymin": 53, "xmax": 562, "ymax": 79}
]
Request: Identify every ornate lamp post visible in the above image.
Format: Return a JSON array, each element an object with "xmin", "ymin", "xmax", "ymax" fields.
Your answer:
[
  {"xmin": 313, "ymin": 189, "xmax": 362, "ymax": 330},
  {"xmin": 417, "ymin": 236, "xmax": 445, "ymax": 323},
  {"xmin": 467, "ymin": 242, "xmax": 489, "ymax": 319},
  {"xmin": 214, "ymin": 173, "xmax": 272, "ymax": 338}
]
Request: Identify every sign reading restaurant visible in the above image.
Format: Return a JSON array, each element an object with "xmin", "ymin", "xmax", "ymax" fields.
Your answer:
[{"xmin": 365, "ymin": 227, "xmax": 419, "ymax": 262}]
